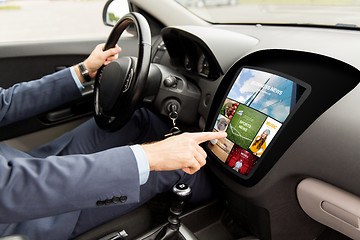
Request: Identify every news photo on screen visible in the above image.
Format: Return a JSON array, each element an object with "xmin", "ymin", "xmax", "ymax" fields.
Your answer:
[{"xmin": 208, "ymin": 68, "xmax": 306, "ymax": 176}]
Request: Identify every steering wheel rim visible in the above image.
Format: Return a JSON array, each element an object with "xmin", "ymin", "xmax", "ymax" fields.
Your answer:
[{"xmin": 94, "ymin": 12, "xmax": 152, "ymax": 131}]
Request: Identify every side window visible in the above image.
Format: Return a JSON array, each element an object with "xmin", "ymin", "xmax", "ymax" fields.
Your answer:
[{"xmin": 0, "ymin": 0, "xmax": 124, "ymax": 43}]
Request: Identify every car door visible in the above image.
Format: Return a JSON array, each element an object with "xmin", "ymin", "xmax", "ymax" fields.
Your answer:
[{"xmin": 0, "ymin": 0, "xmax": 139, "ymax": 151}]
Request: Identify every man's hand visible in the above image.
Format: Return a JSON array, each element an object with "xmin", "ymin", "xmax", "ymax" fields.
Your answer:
[
  {"xmin": 84, "ymin": 43, "xmax": 121, "ymax": 78},
  {"xmin": 74, "ymin": 43, "xmax": 122, "ymax": 82},
  {"xmin": 141, "ymin": 131, "xmax": 227, "ymax": 175}
]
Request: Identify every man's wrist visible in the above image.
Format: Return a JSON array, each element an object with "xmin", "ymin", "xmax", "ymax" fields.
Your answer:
[
  {"xmin": 78, "ymin": 62, "xmax": 92, "ymax": 82},
  {"xmin": 73, "ymin": 64, "xmax": 86, "ymax": 84},
  {"xmin": 70, "ymin": 66, "xmax": 85, "ymax": 92}
]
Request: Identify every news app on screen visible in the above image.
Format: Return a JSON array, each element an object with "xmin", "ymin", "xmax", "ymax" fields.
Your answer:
[{"xmin": 208, "ymin": 68, "xmax": 305, "ymax": 176}]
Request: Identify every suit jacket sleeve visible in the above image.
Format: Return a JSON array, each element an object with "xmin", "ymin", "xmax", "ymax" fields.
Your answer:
[
  {"xmin": 0, "ymin": 68, "xmax": 82, "ymax": 126},
  {"xmin": 0, "ymin": 68, "xmax": 141, "ymax": 223},
  {"xmin": 0, "ymin": 144, "xmax": 140, "ymax": 223}
]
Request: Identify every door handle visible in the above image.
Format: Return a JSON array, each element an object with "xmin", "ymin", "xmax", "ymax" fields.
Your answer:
[{"xmin": 45, "ymin": 108, "xmax": 74, "ymax": 122}]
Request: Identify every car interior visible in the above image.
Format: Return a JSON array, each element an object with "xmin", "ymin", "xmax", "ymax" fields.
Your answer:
[{"xmin": 0, "ymin": 0, "xmax": 359, "ymax": 239}]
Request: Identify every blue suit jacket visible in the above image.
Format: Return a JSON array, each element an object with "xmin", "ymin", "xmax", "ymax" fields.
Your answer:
[{"xmin": 0, "ymin": 69, "xmax": 141, "ymax": 239}]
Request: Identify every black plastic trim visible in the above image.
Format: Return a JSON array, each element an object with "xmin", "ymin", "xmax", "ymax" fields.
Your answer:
[{"xmin": 204, "ymin": 49, "xmax": 360, "ymax": 186}]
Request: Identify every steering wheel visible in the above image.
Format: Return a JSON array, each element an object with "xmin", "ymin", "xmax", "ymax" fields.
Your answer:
[{"xmin": 94, "ymin": 12, "xmax": 152, "ymax": 131}]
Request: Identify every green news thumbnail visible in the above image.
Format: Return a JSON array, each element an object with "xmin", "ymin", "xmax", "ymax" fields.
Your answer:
[{"xmin": 226, "ymin": 104, "xmax": 267, "ymax": 150}]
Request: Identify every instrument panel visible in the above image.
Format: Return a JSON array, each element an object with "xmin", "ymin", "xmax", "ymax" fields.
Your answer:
[
  {"xmin": 161, "ymin": 28, "xmax": 222, "ymax": 80},
  {"xmin": 182, "ymin": 51, "xmax": 212, "ymax": 78}
]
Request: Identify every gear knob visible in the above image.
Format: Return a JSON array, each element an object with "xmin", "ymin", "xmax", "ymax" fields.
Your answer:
[
  {"xmin": 171, "ymin": 183, "xmax": 192, "ymax": 214},
  {"xmin": 173, "ymin": 183, "xmax": 191, "ymax": 197}
]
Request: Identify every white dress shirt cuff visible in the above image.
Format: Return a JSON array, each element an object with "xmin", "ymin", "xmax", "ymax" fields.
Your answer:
[
  {"xmin": 70, "ymin": 66, "xmax": 85, "ymax": 92},
  {"xmin": 130, "ymin": 144, "xmax": 150, "ymax": 185}
]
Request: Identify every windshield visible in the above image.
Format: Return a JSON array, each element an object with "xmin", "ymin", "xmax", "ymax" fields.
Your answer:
[{"xmin": 175, "ymin": 0, "xmax": 360, "ymax": 28}]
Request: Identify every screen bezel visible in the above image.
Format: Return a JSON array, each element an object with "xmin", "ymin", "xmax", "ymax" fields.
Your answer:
[{"xmin": 204, "ymin": 65, "xmax": 311, "ymax": 182}]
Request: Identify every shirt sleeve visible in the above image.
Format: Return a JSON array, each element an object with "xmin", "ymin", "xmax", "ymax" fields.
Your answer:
[
  {"xmin": 130, "ymin": 144, "xmax": 150, "ymax": 185},
  {"xmin": 70, "ymin": 66, "xmax": 85, "ymax": 92}
]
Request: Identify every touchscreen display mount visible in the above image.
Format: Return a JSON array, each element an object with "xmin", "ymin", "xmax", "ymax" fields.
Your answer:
[{"xmin": 207, "ymin": 67, "xmax": 306, "ymax": 177}]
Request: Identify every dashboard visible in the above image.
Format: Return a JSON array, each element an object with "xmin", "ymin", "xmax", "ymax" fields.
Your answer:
[
  {"xmin": 148, "ymin": 23, "xmax": 360, "ymax": 239},
  {"xmin": 156, "ymin": 25, "xmax": 359, "ymax": 186}
]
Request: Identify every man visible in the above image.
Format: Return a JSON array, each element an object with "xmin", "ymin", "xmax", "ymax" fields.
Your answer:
[{"xmin": 0, "ymin": 44, "xmax": 226, "ymax": 239}]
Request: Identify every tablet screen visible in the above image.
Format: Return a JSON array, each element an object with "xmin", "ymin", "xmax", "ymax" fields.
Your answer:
[{"xmin": 208, "ymin": 67, "xmax": 306, "ymax": 176}]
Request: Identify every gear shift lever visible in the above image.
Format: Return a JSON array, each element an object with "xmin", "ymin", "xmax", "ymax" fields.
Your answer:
[
  {"xmin": 154, "ymin": 183, "xmax": 192, "ymax": 240},
  {"xmin": 167, "ymin": 183, "xmax": 192, "ymax": 230},
  {"xmin": 137, "ymin": 183, "xmax": 197, "ymax": 240}
]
